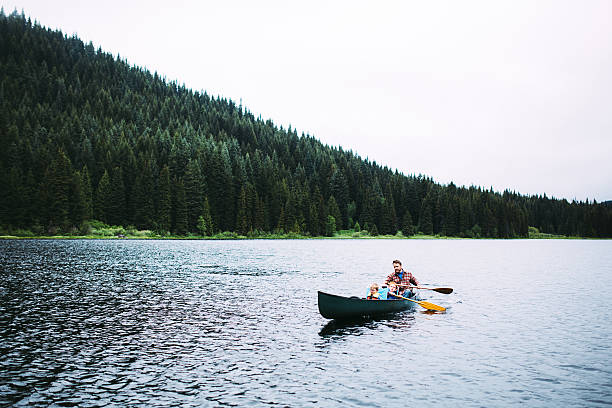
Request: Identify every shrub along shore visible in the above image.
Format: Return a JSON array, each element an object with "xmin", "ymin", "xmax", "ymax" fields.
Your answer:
[{"xmin": 0, "ymin": 222, "xmax": 584, "ymax": 240}]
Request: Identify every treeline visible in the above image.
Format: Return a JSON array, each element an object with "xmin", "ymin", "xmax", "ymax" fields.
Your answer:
[{"xmin": 1, "ymin": 11, "xmax": 611, "ymax": 238}]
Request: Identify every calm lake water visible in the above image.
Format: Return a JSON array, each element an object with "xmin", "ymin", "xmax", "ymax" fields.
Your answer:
[{"xmin": 1, "ymin": 239, "xmax": 611, "ymax": 407}]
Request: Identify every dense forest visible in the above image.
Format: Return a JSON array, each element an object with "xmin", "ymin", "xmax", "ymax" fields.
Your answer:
[{"xmin": 1, "ymin": 11, "xmax": 611, "ymax": 238}]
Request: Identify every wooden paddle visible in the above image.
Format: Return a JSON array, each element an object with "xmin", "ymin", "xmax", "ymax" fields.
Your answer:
[
  {"xmin": 388, "ymin": 293, "xmax": 446, "ymax": 312},
  {"xmin": 396, "ymin": 284, "xmax": 453, "ymax": 294}
]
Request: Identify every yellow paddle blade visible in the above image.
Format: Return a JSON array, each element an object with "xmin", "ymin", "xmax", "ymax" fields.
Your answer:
[
  {"xmin": 417, "ymin": 300, "xmax": 446, "ymax": 312},
  {"xmin": 391, "ymin": 293, "xmax": 446, "ymax": 312}
]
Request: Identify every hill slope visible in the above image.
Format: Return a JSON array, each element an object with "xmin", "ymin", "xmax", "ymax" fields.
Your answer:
[{"xmin": 1, "ymin": 11, "xmax": 611, "ymax": 238}]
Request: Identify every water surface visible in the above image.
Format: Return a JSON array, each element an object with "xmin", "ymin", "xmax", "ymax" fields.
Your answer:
[{"xmin": 1, "ymin": 239, "xmax": 611, "ymax": 406}]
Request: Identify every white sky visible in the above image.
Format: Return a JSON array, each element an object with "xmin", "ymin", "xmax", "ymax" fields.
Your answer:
[{"xmin": 4, "ymin": 0, "xmax": 612, "ymax": 202}]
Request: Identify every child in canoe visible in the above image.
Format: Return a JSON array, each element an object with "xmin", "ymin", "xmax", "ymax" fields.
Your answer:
[
  {"xmin": 386, "ymin": 282, "xmax": 400, "ymax": 300},
  {"xmin": 367, "ymin": 283, "xmax": 380, "ymax": 300}
]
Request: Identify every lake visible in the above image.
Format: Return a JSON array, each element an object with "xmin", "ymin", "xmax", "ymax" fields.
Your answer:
[{"xmin": 1, "ymin": 239, "xmax": 611, "ymax": 407}]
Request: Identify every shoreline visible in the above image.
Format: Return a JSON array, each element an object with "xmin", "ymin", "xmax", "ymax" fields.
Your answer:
[
  {"xmin": 0, "ymin": 233, "xmax": 595, "ymax": 240},
  {"xmin": 0, "ymin": 223, "xmax": 594, "ymax": 240}
]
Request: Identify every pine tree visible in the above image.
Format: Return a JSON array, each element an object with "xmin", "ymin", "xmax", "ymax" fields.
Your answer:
[
  {"xmin": 24, "ymin": 170, "xmax": 39, "ymax": 229},
  {"xmin": 173, "ymin": 178, "xmax": 188, "ymax": 235},
  {"xmin": 3, "ymin": 166, "xmax": 25, "ymax": 229},
  {"xmin": 108, "ymin": 167, "xmax": 126, "ymax": 226},
  {"xmin": 419, "ymin": 202, "xmax": 434, "ymax": 235},
  {"xmin": 208, "ymin": 144, "xmax": 234, "ymax": 231},
  {"xmin": 81, "ymin": 165, "xmax": 93, "ymax": 220},
  {"xmin": 121, "ymin": 146, "xmax": 138, "ymax": 225},
  {"xmin": 236, "ymin": 185, "xmax": 249, "ymax": 235},
  {"xmin": 327, "ymin": 196, "xmax": 342, "ymax": 231},
  {"xmin": 254, "ymin": 195, "xmax": 265, "ymax": 232},
  {"xmin": 201, "ymin": 196, "xmax": 214, "ymax": 235},
  {"xmin": 184, "ymin": 159, "xmax": 205, "ymax": 232},
  {"xmin": 325, "ymin": 215, "xmax": 336, "ymax": 236},
  {"xmin": 381, "ymin": 195, "xmax": 397, "ymax": 235},
  {"xmin": 95, "ymin": 170, "xmax": 111, "ymax": 224},
  {"xmin": 330, "ymin": 168, "xmax": 349, "ymax": 228},
  {"xmin": 308, "ymin": 202, "xmax": 319, "ymax": 235},
  {"xmin": 458, "ymin": 199, "xmax": 471, "ymax": 236},
  {"xmin": 133, "ymin": 159, "xmax": 155, "ymax": 229},
  {"xmin": 361, "ymin": 188, "xmax": 381, "ymax": 233},
  {"xmin": 370, "ymin": 223, "xmax": 379, "ymax": 236},
  {"xmin": 69, "ymin": 170, "xmax": 86, "ymax": 228},
  {"xmin": 407, "ymin": 182, "xmax": 420, "ymax": 222},
  {"xmin": 197, "ymin": 215, "xmax": 208, "ymax": 237},
  {"xmin": 157, "ymin": 165, "xmax": 172, "ymax": 232},
  {"xmin": 402, "ymin": 210, "xmax": 414, "ymax": 236},
  {"xmin": 311, "ymin": 186, "xmax": 326, "ymax": 237},
  {"xmin": 444, "ymin": 200, "xmax": 458, "ymax": 237},
  {"xmin": 47, "ymin": 149, "xmax": 73, "ymax": 231},
  {"xmin": 220, "ymin": 145, "xmax": 235, "ymax": 231}
]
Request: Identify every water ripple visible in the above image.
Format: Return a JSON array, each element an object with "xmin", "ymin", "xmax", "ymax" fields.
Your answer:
[{"xmin": 1, "ymin": 239, "xmax": 611, "ymax": 406}]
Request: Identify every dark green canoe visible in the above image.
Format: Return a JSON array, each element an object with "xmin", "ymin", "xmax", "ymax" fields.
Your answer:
[{"xmin": 317, "ymin": 291, "xmax": 417, "ymax": 320}]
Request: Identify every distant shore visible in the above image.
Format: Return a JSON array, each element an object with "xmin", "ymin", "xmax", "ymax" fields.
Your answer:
[{"xmin": 0, "ymin": 229, "xmax": 589, "ymax": 240}]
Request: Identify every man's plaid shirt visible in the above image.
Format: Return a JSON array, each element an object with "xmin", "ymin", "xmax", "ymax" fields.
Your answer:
[{"xmin": 385, "ymin": 269, "xmax": 419, "ymax": 288}]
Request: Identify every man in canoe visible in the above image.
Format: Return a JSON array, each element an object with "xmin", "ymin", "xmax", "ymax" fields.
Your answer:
[{"xmin": 385, "ymin": 259, "xmax": 419, "ymax": 298}]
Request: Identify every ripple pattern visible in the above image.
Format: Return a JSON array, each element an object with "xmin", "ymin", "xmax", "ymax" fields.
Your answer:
[{"xmin": 1, "ymin": 239, "xmax": 611, "ymax": 406}]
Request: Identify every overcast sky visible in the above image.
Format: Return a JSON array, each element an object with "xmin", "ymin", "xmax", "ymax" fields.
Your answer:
[{"xmin": 4, "ymin": 0, "xmax": 612, "ymax": 202}]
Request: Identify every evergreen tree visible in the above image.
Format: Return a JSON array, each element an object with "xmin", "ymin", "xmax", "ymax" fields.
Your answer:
[
  {"xmin": 361, "ymin": 189, "xmax": 380, "ymax": 234},
  {"xmin": 173, "ymin": 178, "xmax": 188, "ymax": 235},
  {"xmin": 370, "ymin": 223, "xmax": 379, "ymax": 236},
  {"xmin": 381, "ymin": 195, "xmax": 398, "ymax": 235},
  {"xmin": 157, "ymin": 165, "xmax": 172, "ymax": 232},
  {"xmin": 133, "ymin": 160, "xmax": 155, "ymax": 229},
  {"xmin": 197, "ymin": 215, "xmax": 208, "ymax": 236},
  {"xmin": 311, "ymin": 186, "xmax": 326, "ymax": 236},
  {"xmin": 308, "ymin": 202, "xmax": 319, "ymax": 236},
  {"xmin": 419, "ymin": 201, "xmax": 434, "ymax": 235},
  {"xmin": 23, "ymin": 170, "xmax": 39, "ymax": 229},
  {"xmin": 254, "ymin": 194, "xmax": 266, "ymax": 232},
  {"xmin": 402, "ymin": 210, "xmax": 414, "ymax": 236},
  {"xmin": 108, "ymin": 167, "xmax": 126, "ymax": 226},
  {"xmin": 81, "ymin": 165, "xmax": 93, "ymax": 220},
  {"xmin": 329, "ymin": 168, "xmax": 349, "ymax": 228},
  {"xmin": 236, "ymin": 185, "xmax": 249, "ymax": 235},
  {"xmin": 458, "ymin": 200, "xmax": 471, "ymax": 236},
  {"xmin": 325, "ymin": 215, "xmax": 336, "ymax": 237},
  {"xmin": 407, "ymin": 182, "xmax": 420, "ymax": 222},
  {"xmin": 200, "ymin": 197, "xmax": 214, "ymax": 235},
  {"xmin": 3, "ymin": 166, "xmax": 25, "ymax": 229},
  {"xmin": 47, "ymin": 149, "xmax": 73, "ymax": 231},
  {"xmin": 69, "ymin": 170, "xmax": 86, "ymax": 228},
  {"xmin": 327, "ymin": 196, "xmax": 342, "ymax": 231},
  {"xmin": 95, "ymin": 170, "xmax": 111, "ymax": 224},
  {"xmin": 444, "ymin": 200, "xmax": 458, "ymax": 236},
  {"xmin": 184, "ymin": 159, "xmax": 205, "ymax": 232}
]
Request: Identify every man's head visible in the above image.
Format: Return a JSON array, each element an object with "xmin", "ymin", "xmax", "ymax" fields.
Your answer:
[{"xmin": 392, "ymin": 260, "xmax": 402, "ymax": 273}]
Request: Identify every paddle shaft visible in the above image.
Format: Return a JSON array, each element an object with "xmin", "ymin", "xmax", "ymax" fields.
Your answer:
[
  {"xmin": 388, "ymin": 293, "xmax": 446, "ymax": 312},
  {"xmin": 395, "ymin": 284, "xmax": 453, "ymax": 294}
]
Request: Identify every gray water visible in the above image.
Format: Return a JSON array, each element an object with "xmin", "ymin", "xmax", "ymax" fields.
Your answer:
[{"xmin": 1, "ymin": 239, "xmax": 611, "ymax": 407}]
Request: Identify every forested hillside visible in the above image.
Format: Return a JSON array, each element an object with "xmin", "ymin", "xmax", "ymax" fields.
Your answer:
[{"xmin": 1, "ymin": 11, "xmax": 611, "ymax": 238}]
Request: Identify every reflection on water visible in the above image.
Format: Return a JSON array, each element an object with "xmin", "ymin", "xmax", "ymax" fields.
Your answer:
[
  {"xmin": 1, "ymin": 239, "xmax": 611, "ymax": 407},
  {"xmin": 318, "ymin": 313, "xmax": 416, "ymax": 338},
  {"xmin": 419, "ymin": 308, "xmax": 448, "ymax": 315}
]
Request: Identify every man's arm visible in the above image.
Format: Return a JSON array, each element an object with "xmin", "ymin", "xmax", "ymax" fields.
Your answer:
[{"xmin": 384, "ymin": 272, "xmax": 394, "ymax": 285}]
